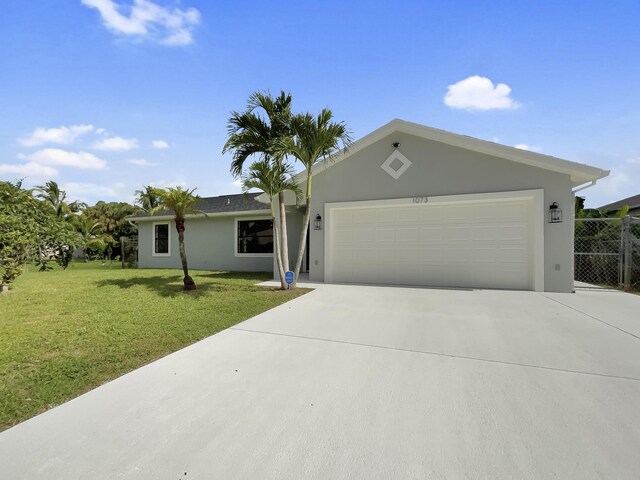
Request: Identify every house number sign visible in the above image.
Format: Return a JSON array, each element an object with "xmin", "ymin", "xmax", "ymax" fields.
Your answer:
[{"xmin": 412, "ymin": 196, "xmax": 429, "ymax": 204}]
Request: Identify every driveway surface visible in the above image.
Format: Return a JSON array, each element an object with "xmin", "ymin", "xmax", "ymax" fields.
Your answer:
[{"xmin": 1, "ymin": 284, "xmax": 640, "ymax": 479}]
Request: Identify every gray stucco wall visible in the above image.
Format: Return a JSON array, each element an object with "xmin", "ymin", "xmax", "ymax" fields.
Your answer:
[
  {"xmin": 137, "ymin": 214, "xmax": 275, "ymax": 272},
  {"xmin": 306, "ymin": 132, "xmax": 575, "ymax": 292}
]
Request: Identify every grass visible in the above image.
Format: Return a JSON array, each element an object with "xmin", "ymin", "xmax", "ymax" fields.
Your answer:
[{"xmin": 0, "ymin": 262, "xmax": 308, "ymax": 431}]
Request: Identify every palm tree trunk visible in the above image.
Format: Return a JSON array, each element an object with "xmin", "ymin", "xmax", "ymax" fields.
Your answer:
[
  {"xmin": 271, "ymin": 205, "xmax": 287, "ymax": 289},
  {"xmin": 278, "ymin": 191, "xmax": 289, "ymax": 272},
  {"xmin": 292, "ymin": 174, "xmax": 313, "ymax": 288},
  {"xmin": 176, "ymin": 219, "xmax": 196, "ymax": 291}
]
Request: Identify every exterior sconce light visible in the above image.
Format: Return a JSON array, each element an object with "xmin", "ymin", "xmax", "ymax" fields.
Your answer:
[
  {"xmin": 549, "ymin": 202, "xmax": 563, "ymax": 223},
  {"xmin": 314, "ymin": 214, "xmax": 323, "ymax": 230}
]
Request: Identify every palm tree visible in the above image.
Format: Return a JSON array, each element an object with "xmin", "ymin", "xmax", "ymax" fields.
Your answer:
[
  {"xmin": 223, "ymin": 90, "xmax": 294, "ymax": 272},
  {"xmin": 135, "ymin": 185, "xmax": 163, "ymax": 214},
  {"xmin": 76, "ymin": 216, "xmax": 106, "ymax": 262},
  {"xmin": 241, "ymin": 160, "xmax": 301, "ymax": 289},
  {"xmin": 35, "ymin": 180, "xmax": 67, "ymax": 218},
  {"xmin": 157, "ymin": 187, "xmax": 200, "ymax": 291},
  {"xmin": 275, "ymin": 109, "xmax": 352, "ymax": 286}
]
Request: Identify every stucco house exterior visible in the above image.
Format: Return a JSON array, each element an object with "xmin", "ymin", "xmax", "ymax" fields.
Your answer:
[{"xmin": 131, "ymin": 119, "xmax": 609, "ymax": 293}]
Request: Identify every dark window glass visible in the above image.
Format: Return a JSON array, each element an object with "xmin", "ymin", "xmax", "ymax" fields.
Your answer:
[
  {"xmin": 155, "ymin": 224, "xmax": 169, "ymax": 254},
  {"xmin": 237, "ymin": 220, "xmax": 273, "ymax": 254}
]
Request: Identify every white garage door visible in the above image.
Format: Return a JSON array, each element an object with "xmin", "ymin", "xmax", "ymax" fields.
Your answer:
[{"xmin": 328, "ymin": 198, "xmax": 534, "ymax": 290}]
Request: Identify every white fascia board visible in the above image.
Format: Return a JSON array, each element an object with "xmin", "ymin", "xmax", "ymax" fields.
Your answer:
[
  {"xmin": 306, "ymin": 119, "xmax": 610, "ymax": 185},
  {"xmin": 128, "ymin": 209, "xmax": 269, "ymax": 222}
]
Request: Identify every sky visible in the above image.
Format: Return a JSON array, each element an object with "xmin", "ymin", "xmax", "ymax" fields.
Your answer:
[{"xmin": 1, "ymin": 0, "xmax": 639, "ymax": 208}]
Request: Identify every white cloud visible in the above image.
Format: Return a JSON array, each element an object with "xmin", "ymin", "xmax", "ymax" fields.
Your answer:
[
  {"xmin": 82, "ymin": 0, "xmax": 201, "ymax": 46},
  {"xmin": 231, "ymin": 179, "xmax": 242, "ymax": 189},
  {"xmin": 0, "ymin": 162, "xmax": 59, "ymax": 180},
  {"xmin": 19, "ymin": 149, "xmax": 108, "ymax": 170},
  {"xmin": 149, "ymin": 179, "xmax": 188, "ymax": 189},
  {"xmin": 151, "ymin": 139, "xmax": 170, "ymax": 149},
  {"xmin": 128, "ymin": 158, "xmax": 158, "ymax": 166},
  {"xmin": 596, "ymin": 172, "xmax": 632, "ymax": 198},
  {"xmin": 18, "ymin": 124, "xmax": 95, "ymax": 147},
  {"xmin": 62, "ymin": 182, "xmax": 118, "ymax": 202},
  {"xmin": 514, "ymin": 144, "xmax": 542, "ymax": 152},
  {"xmin": 92, "ymin": 136, "xmax": 139, "ymax": 151},
  {"xmin": 444, "ymin": 75, "xmax": 520, "ymax": 111}
]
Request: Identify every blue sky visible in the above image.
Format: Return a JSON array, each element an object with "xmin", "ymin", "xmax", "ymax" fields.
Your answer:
[{"xmin": 1, "ymin": 0, "xmax": 639, "ymax": 208}]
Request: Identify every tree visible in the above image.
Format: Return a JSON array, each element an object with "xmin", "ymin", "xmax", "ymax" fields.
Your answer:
[
  {"xmin": 241, "ymin": 160, "xmax": 302, "ymax": 289},
  {"xmin": 35, "ymin": 180, "xmax": 67, "ymax": 218},
  {"xmin": 157, "ymin": 187, "xmax": 201, "ymax": 291},
  {"xmin": 223, "ymin": 90, "xmax": 294, "ymax": 273},
  {"xmin": 84, "ymin": 201, "xmax": 138, "ymax": 260},
  {"xmin": 0, "ymin": 181, "xmax": 39, "ymax": 286},
  {"xmin": 76, "ymin": 216, "xmax": 107, "ymax": 262},
  {"xmin": 275, "ymin": 109, "xmax": 352, "ymax": 286},
  {"xmin": 135, "ymin": 185, "xmax": 163, "ymax": 214}
]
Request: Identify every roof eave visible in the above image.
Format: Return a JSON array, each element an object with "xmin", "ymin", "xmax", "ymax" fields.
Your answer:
[{"xmin": 302, "ymin": 118, "xmax": 610, "ymax": 184}]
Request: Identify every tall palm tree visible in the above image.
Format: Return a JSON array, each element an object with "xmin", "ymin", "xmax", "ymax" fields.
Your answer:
[
  {"xmin": 157, "ymin": 187, "xmax": 200, "ymax": 291},
  {"xmin": 241, "ymin": 160, "xmax": 301, "ymax": 289},
  {"xmin": 134, "ymin": 185, "xmax": 163, "ymax": 214},
  {"xmin": 275, "ymin": 109, "xmax": 352, "ymax": 286},
  {"xmin": 223, "ymin": 90, "xmax": 294, "ymax": 272}
]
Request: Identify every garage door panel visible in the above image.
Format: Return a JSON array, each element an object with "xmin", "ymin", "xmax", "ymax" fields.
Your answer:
[{"xmin": 329, "ymin": 198, "xmax": 534, "ymax": 290}]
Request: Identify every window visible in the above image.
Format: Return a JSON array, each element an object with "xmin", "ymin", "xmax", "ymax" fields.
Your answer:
[
  {"xmin": 236, "ymin": 219, "xmax": 273, "ymax": 255},
  {"xmin": 153, "ymin": 222, "xmax": 170, "ymax": 256}
]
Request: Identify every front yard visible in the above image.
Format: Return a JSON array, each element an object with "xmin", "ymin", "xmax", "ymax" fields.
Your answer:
[{"xmin": 0, "ymin": 263, "xmax": 307, "ymax": 431}]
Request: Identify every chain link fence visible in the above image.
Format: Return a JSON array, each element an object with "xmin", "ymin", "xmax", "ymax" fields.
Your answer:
[
  {"xmin": 574, "ymin": 216, "xmax": 640, "ymax": 291},
  {"xmin": 120, "ymin": 237, "xmax": 138, "ymax": 268}
]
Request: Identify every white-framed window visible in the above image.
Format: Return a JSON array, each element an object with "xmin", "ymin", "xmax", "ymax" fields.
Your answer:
[
  {"xmin": 235, "ymin": 217, "xmax": 274, "ymax": 257},
  {"xmin": 152, "ymin": 222, "xmax": 171, "ymax": 256}
]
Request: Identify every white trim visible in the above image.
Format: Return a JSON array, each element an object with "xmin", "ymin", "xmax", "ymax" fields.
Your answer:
[
  {"xmin": 130, "ymin": 209, "xmax": 269, "ymax": 222},
  {"xmin": 324, "ymin": 189, "xmax": 545, "ymax": 291},
  {"xmin": 151, "ymin": 221, "xmax": 171, "ymax": 257},
  {"xmin": 234, "ymin": 216, "xmax": 275, "ymax": 258},
  {"xmin": 304, "ymin": 119, "xmax": 609, "ymax": 186}
]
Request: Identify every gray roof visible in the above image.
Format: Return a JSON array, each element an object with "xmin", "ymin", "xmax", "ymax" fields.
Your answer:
[
  {"xmin": 129, "ymin": 193, "xmax": 269, "ymax": 219},
  {"xmin": 599, "ymin": 193, "xmax": 640, "ymax": 211}
]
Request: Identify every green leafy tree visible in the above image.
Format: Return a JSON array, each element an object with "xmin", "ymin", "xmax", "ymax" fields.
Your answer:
[
  {"xmin": 224, "ymin": 90, "xmax": 294, "ymax": 272},
  {"xmin": 241, "ymin": 160, "xmax": 302, "ymax": 289},
  {"xmin": 274, "ymin": 109, "xmax": 352, "ymax": 286},
  {"xmin": 76, "ymin": 216, "xmax": 107, "ymax": 262},
  {"xmin": 35, "ymin": 180, "xmax": 67, "ymax": 218},
  {"xmin": 0, "ymin": 182, "xmax": 39, "ymax": 285},
  {"xmin": 135, "ymin": 185, "xmax": 163, "ymax": 214},
  {"xmin": 157, "ymin": 187, "xmax": 201, "ymax": 291},
  {"xmin": 84, "ymin": 201, "xmax": 138, "ymax": 260}
]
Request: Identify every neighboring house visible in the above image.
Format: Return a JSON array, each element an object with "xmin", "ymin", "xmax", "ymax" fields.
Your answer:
[
  {"xmin": 131, "ymin": 119, "xmax": 609, "ymax": 293},
  {"xmin": 598, "ymin": 194, "xmax": 640, "ymax": 217},
  {"xmin": 130, "ymin": 193, "xmax": 304, "ymax": 273}
]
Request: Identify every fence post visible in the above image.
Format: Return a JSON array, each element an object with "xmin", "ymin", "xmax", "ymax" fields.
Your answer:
[
  {"xmin": 120, "ymin": 237, "xmax": 125, "ymax": 269},
  {"xmin": 623, "ymin": 215, "xmax": 632, "ymax": 291}
]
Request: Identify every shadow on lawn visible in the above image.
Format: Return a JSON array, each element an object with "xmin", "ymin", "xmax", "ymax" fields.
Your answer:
[{"xmin": 94, "ymin": 271, "xmax": 274, "ymax": 298}]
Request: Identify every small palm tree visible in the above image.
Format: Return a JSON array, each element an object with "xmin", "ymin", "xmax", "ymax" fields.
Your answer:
[
  {"xmin": 134, "ymin": 185, "xmax": 163, "ymax": 214},
  {"xmin": 157, "ymin": 187, "xmax": 200, "ymax": 291},
  {"xmin": 242, "ymin": 160, "xmax": 301, "ymax": 289},
  {"xmin": 76, "ymin": 216, "xmax": 106, "ymax": 262},
  {"xmin": 275, "ymin": 109, "xmax": 352, "ymax": 286},
  {"xmin": 223, "ymin": 90, "xmax": 294, "ymax": 272}
]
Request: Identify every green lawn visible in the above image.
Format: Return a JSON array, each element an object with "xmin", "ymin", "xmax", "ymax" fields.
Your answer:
[{"xmin": 0, "ymin": 262, "xmax": 308, "ymax": 431}]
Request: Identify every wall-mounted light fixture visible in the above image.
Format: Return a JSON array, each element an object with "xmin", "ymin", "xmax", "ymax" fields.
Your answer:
[
  {"xmin": 548, "ymin": 202, "xmax": 563, "ymax": 223},
  {"xmin": 314, "ymin": 214, "xmax": 323, "ymax": 230}
]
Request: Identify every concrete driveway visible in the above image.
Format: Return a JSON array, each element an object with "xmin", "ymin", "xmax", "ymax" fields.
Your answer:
[{"xmin": 2, "ymin": 284, "xmax": 640, "ymax": 479}]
